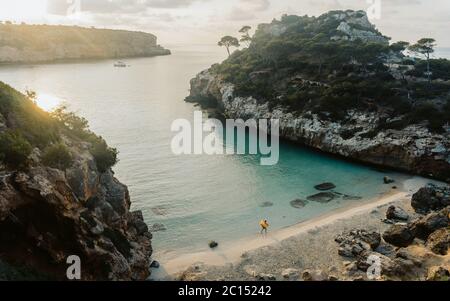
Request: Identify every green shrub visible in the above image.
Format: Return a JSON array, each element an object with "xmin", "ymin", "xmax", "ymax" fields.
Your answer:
[
  {"xmin": 42, "ymin": 143, "xmax": 73, "ymax": 170},
  {"xmin": 409, "ymin": 104, "xmax": 447, "ymax": 133},
  {"xmin": 90, "ymin": 140, "xmax": 119, "ymax": 173},
  {"xmin": 0, "ymin": 131, "xmax": 32, "ymax": 168}
]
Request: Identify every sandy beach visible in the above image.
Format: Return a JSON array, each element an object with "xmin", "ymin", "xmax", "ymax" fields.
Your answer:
[{"xmin": 151, "ymin": 176, "xmax": 445, "ymax": 280}]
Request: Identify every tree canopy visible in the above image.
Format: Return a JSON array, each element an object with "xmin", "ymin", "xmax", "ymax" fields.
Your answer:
[{"xmin": 218, "ymin": 36, "xmax": 240, "ymax": 56}]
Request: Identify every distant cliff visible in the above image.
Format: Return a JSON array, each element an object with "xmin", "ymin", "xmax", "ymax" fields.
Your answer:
[{"xmin": 0, "ymin": 24, "xmax": 170, "ymax": 64}]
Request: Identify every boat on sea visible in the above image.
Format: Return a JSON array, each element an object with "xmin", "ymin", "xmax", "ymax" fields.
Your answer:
[{"xmin": 114, "ymin": 61, "xmax": 127, "ymax": 67}]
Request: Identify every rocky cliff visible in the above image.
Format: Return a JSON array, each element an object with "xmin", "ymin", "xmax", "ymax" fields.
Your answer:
[
  {"xmin": 187, "ymin": 10, "xmax": 450, "ymax": 182},
  {"xmin": 0, "ymin": 24, "xmax": 170, "ymax": 64},
  {"xmin": 0, "ymin": 83, "xmax": 153, "ymax": 280},
  {"xmin": 188, "ymin": 70, "xmax": 450, "ymax": 181}
]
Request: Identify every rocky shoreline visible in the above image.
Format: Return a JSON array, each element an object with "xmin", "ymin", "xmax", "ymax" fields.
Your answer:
[
  {"xmin": 175, "ymin": 182, "xmax": 450, "ymax": 281},
  {"xmin": 0, "ymin": 138, "xmax": 154, "ymax": 280},
  {"xmin": 187, "ymin": 70, "xmax": 450, "ymax": 183},
  {"xmin": 0, "ymin": 83, "xmax": 155, "ymax": 280}
]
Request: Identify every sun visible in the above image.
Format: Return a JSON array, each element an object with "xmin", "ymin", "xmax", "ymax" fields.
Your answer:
[
  {"xmin": 0, "ymin": 0, "xmax": 48, "ymax": 22},
  {"xmin": 35, "ymin": 92, "xmax": 64, "ymax": 112}
]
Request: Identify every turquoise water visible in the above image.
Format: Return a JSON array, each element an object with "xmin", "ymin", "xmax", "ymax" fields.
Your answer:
[{"xmin": 0, "ymin": 45, "xmax": 398, "ymax": 259}]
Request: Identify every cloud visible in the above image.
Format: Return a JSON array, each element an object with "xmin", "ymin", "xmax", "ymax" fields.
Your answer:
[
  {"xmin": 47, "ymin": 0, "xmax": 203, "ymax": 15},
  {"xmin": 228, "ymin": 0, "xmax": 271, "ymax": 21}
]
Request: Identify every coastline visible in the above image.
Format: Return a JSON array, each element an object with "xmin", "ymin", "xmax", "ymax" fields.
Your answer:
[
  {"xmin": 152, "ymin": 176, "xmax": 443, "ymax": 280},
  {"xmin": 0, "ymin": 52, "xmax": 171, "ymax": 67}
]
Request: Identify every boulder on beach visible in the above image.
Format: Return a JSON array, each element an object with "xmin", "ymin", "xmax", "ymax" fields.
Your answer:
[
  {"xmin": 409, "ymin": 208, "xmax": 449, "ymax": 240},
  {"xmin": 386, "ymin": 205, "xmax": 409, "ymax": 221},
  {"xmin": 281, "ymin": 268, "xmax": 300, "ymax": 280},
  {"xmin": 411, "ymin": 184, "xmax": 450, "ymax": 213},
  {"xmin": 314, "ymin": 182, "xmax": 336, "ymax": 191},
  {"xmin": 426, "ymin": 266, "xmax": 450, "ymax": 281},
  {"xmin": 290, "ymin": 199, "xmax": 308, "ymax": 209},
  {"xmin": 307, "ymin": 192, "xmax": 335, "ymax": 203},
  {"xmin": 301, "ymin": 269, "xmax": 328, "ymax": 281},
  {"xmin": 335, "ymin": 229, "xmax": 381, "ymax": 258},
  {"xmin": 426, "ymin": 228, "xmax": 450, "ymax": 255},
  {"xmin": 357, "ymin": 251, "xmax": 404, "ymax": 277},
  {"xmin": 382, "ymin": 224, "xmax": 414, "ymax": 247}
]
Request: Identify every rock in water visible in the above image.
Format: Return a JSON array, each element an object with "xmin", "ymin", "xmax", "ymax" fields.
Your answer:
[
  {"xmin": 260, "ymin": 201, "xmax": 273, "ymax": 208},
  {"xmin": 383, "ymin": 176, "xmax": 395, "ymax": 184},
  {"xmin": 426, "ymin": 228, "xmax": 450, "ymax": 255},
  {"xmin": 307, "ymin": 192, "xmax": 335, "ymax": 203},
  {"xmin": 150, "ymin": 223, "xmax": 167, "ymax": 232},
  {"xmin": 150, "ymin": 260, "xmax": 160, "ymax": 269},
  {"xmin": 314, "ymin": 182, "xmax": 336, "ymax": 191},
  {"xmin": 209, "ymin": 241, "xmax": 219, "ymax": 249},
  {"xmin": 290, "ymin": 199, "xmax": 308, "ymax": 209},
  {"xmin": 386, "ymin": 205, "xmax": 409, "ymax": 221},
  {"xmin": 382, "ymin": 224, "xmax": 414, "ymax": 247}
]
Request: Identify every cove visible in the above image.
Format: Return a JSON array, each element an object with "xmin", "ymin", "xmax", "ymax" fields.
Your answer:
[{"xmin": 0, "ymin": 45, "xmax": 404, "ymax": 262}]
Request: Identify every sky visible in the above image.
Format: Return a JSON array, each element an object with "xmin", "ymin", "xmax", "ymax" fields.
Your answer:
[{"xmin": 0, "ymin": 0, "xmax": 449, "ymax": 47}]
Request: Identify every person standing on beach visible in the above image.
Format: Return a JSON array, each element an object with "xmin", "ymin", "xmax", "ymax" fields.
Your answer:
[{"xmin": 260, "ymin": 219, "xmax": 269, "ymax": 235}]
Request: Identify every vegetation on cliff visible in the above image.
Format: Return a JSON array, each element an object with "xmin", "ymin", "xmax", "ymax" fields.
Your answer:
[
  {"xmin": 0, "ymin": 82, "xmax": 152, "ymax": 280},
  {"xmin": 211, "ymin": 10, "xmax": 450, "ymax": 133},
  {"xmin": 0, "ymin": 82, "xmax": 118, "ymax": 173},
  {"xmin": 0, "ymin": 23, "xmax": 170, "ymax": 63}
]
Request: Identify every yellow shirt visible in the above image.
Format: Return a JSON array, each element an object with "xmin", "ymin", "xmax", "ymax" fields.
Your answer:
[{"xmin": 260, "ymin": 220, "xmax": 269, "ymax": 229}]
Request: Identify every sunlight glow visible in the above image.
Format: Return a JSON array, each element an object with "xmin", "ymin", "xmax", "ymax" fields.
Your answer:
[{"xmin": 35, "ymin": 93, "xmax": 63, "ymax": 112}]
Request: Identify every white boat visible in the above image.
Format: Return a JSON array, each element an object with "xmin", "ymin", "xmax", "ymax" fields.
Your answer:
[{"xmin": 114, "ymin": 61, "xmax": 127, "ymax": 67}]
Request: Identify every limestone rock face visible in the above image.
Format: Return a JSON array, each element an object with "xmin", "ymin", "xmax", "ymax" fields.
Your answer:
[
  {"xmin": 0, "ymin": 140, "xmax": 152, "ymax": 280},
  {"xmin": 188, "ymin": 69, "xmax": 450, "ymax": 182}
]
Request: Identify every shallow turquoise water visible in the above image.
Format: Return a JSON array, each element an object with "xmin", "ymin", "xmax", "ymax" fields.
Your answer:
[{"xmin": 0, "ymin": 45, "xmax": 399, "ymax": 259}]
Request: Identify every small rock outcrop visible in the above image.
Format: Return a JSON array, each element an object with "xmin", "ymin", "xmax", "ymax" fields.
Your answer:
[
  {"xmin": 426, "ymin": 266, "xmax": 450, "ymax": 281},
  {"xmin": 411, "ymin": 185, "xmax": 450, "ymax": 213},
  {"xmin": 335, "ymin": 229, "xmax": 381, "ymax": 258},
  {"xmin": 386, "ymin": 205, "xmax": 409, "ymax": 221},
  {"xmin": 409, "ymin": 208, "xmax": 449, "ymax": 240},
  {"xmin": 426, "ymin": 228, "xmax": 450, "ymax": 255},
  {"xmin": 301, "ymin": 269, "xmax": 328, "ymax": 281},
  {"xmin": 383, "ymin": 224, "xmax": 415, "ymax": 247}
]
